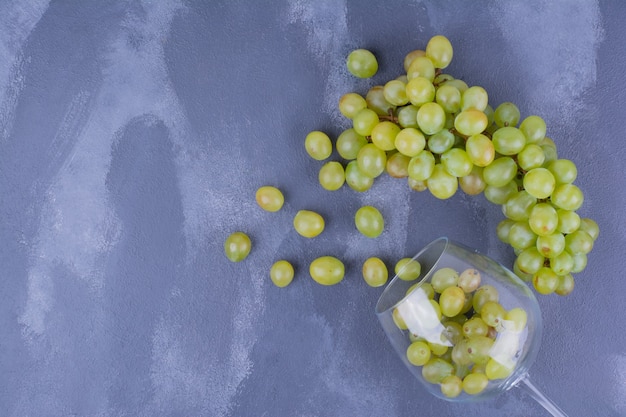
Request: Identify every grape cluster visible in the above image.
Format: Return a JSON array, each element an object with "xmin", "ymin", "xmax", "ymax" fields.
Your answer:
[{"xmin": 394, "ymin": 265, "xmax": 528, "ymax": 398}]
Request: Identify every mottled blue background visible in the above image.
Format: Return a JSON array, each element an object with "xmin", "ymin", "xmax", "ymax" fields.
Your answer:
[{"xmin": 0, "ymin": 1, "xmax": 624, "ymax": 416}]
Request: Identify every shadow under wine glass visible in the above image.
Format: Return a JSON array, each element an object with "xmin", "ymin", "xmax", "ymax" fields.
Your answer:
[{"xmin": 375, "ymin": 237, "xmax": 568, "ymax": 417}]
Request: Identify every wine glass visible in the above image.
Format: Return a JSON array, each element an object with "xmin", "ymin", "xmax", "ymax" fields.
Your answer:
[{"xmin": 376, "ymin": 237, "xmax": 568, "ymax": 416}]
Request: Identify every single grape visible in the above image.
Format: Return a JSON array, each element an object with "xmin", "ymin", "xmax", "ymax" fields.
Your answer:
[
  {"xmin": 336, "ymin": 129, "xmax": 368, "ymax": 160},
  {"xmin": 556, "ymin": 209, "xmax": 581, "ymax": 234},
  {"xmin": 496, "ymin": 219, "xmax": 515, "ymax": 244},
  {"xmin": 407, "ymin": 340, "xmax": 431, "ymax": 366},
  {"xmin": 422, "ymin": 358, "xmax": 455, "ymax": 384},
  {"xmin": 305, "ymin": 131, "xmax": 332, "ymax": 160},
  {"xmin": 508, "ymin": 221, "xmax": 537, "ymax": 250},
  {"xmin": 459, "ymin": 167, "xmax": 486, "ymax": 195},
  {"xmin": 397, "ymin": 105, "xmax": 419, "ymax": 128},
  {"xmin": 519, "ymin": 115, "xmax": 547, "ymax": 144},
  {"xmin": 451, "ymin": 339, "xmax": 472, "ymax": 366},
  {"xmin": 431, "ymin": 267, "xmax": 459, "ymax": 293},
  {"xmin": 408, "ymin": 150, "xmax": 436, "ymax": 181},
  {"xmin": 528, "ymin": 202, "xmax": 559, "ymax": 236},
  {"xmin": 482, "ymin": 157, "xmax": 517, "ymax": 187},
  {"xmin": 439, "ymin": 286, "xmax": 466, "ymax": 317},
  {"xmin": 480, "ymin": 301, "xmax": 506, "ymax": 328},
  {"xmin": 395, "ymin": 258, "xmax": 422, "ymax": 281},
  {"xmin": 346, "ymin": 48, "xmax": 378, "ymax": 78},
  {"xmin": 547, "ymin": 159, "xmax": 577, "ymax": 184},
  {"xmin": 536, "ymin": 232, "xmax": 566, "ymax": 258},
  {"xmin": 550, "ymin": 251, "xmax": 574, "ymax": 276},
  {"xmin": 504, "ymin": 307, "xmax": 528, "ymax": 332},
  {"xmin": 355, "ymin": 205, "xmax": 384, "ymax": 238},
  {"xmin": 578, "ymin": 218, "xmax": 600, "ymax": 241},
  {"xmin": 484, "ymin": 181, "xmax": 518, "ymax": 205},
  {"xmin": 463, "ymin": 317, "xmax": 489, "ymax": 338},
  {"xmin": 443, "ymin": 78, "xmax": 468, "ymax": 93},
  {"xmin": 485, "ymin": 359, "xmax": 514, "ymax": 380},
  {"xmin": 523, "ymin": 168, "xmax": 556, "ymax": 199},
  {"xmin": 428, "ymin": 341, "xmax": 449, "ymax": 356},
  {"xmin": 395, "ymin": 128, "xmax": 426, "ymax": 157},
  {"xmin": 386, "ymin": 152, "xmax": 410, "ymax": 178},
  {"xmin": 255, "ymin": 186, "xmax": 284, "ymax": 212},
  {"xmin": 407, "ymin": 282, "xmax": 434, "ymax": 299},
  {"xmin": 441, "ymin": 375, "xmax": 463, "ymax": 398},
  {"xmin": 517, "ymin": 144, "xmax": 546, "ymax": 171},
  {"xmin": 458, "ymin": 268, "xmax": 481, "ymax": 293},
  {"xmin": 425, "ymin": 35, "xmax": 453, "ymax": 69},
  {"xmin": 362, "ymin": 257, "xmax": 388, "ymax": 287},
  {"xmin": 293, "ymin": 210, "xmax": 325, "ymax": 238},
  {"xmin": 515, "ymin": 247, "xmax": 545, "ymax": 275},
  {"xmin": 555, "ymin": 273, "xmax": 575, "ymax": 296},
  {"xmin": 417, "ymin": 102, "xmax": 446, "ymax": 135},
  {"xmin": 406, "ymin": 76, "xmax": 436, "ymax": 106},
  {"xmin": 406, "ymin": 56, "xmax": 436, "ymax": 81},
  {"xmin": 345, "ymin": 160, "xmax": 374, "ymax": 192},
  {"xmin": 427, "ymin": 164, "xmax": 458, "ymax": 199},
  {"xmin": 427, "ymin": 129, "xmax": 455, "ymax": 154},
  {"xmin": 270, "ymin": 260, "xmax": 294, "ymax": 288},
  {"xmin": 465, "ymin": 133, "xmax": 495, "ymax": 167},
  {"xmin": 383, "ymin": 79, "xmax": 409, "ymax": 106},
  {"xmin": 503, "ymin": 191, "xmax": 537, "ymax": 222},
  {"xmin": 461, "ymin": 86, "xmax": 488, "ymax": 111},
  {"xmin": 494, "ymin": 102, "xmax": 521, "ymax": 127},
  {"xmin": 338, "ymin": 93, "xmax": 367, "ymax": 119},
  {"xmin": 408, "ymin": 177, "xmax": 428, "ymax": 192},
  {"xmin": 352, "ymin": 108, "xmax": 380, "ymax": 136},
  {"xmin": 564, "ymin": 230, "xmax": 594, "ymax": 254},
  {"xmin": 371, "ymin": 121, "xmax": 401, "ymax": 151},
  {"xmin": 492, "ymin": 126, "xmax": 526, "ymax": 155},
  {"xmin": 403, "ymin": 49, "xmax": 426, "ymax": 72},
  {"xmin": 318, "ymin": 161, "xmax": 345, "ymax": 191},
  {"xmin": 224, "ymin": 232, "xmax": 252, "ymax": 262},
  {"xmin": 571, "ymin": 252, "xmax": 587, "ymax": 273},
  {"xmin": 466, "ymin": 336, "xmax": 495, "ymax": 364},
  {"xmin": 454, "ymin": 109, "xmax": 488, "ymax": 136},
  {"xmin": 357, "ymin": 143, "xmax": 387, "ymax": 178},
  {"xmin": 441, "ymin": 148, "xmax": 473, "ymax": 177},
  {"xmin": 393, "ymin": 308, "xmax": 408, "ymax": 330},
  {"xmin": 366, "ymin": 85, "xmax": 396, "ymax": 116},
  {"xmin": 532, "ymin": 267, "xmax": 559, "ymax": 294},
  {"xmin": 309, "ymin": 256, "xmax": 345, "ymax": 285},
  {"xmin": 551, "ymin": 184, "xmax": 584, "ymax": 211},
  {"xmin": 472, "ymin": 285, "xmax": 499, "ymax": 313},
  {"xmin": 435, "ymin": 84, "xmax": 461, "ymax": 113}
]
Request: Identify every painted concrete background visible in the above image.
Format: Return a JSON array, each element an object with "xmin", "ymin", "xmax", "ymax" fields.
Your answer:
[{"xmin": 0, "ymin": 1, "xmax": 624, "ymax": 416}]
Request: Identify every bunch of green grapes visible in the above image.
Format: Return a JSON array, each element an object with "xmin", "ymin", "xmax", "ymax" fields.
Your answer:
[
  {"xmin": 313, "ymin": 34, "xmax": 598, "ymax": 296},
  {"xmin": 394, "ymin": 265, "xmax": 528, "ymax": 398}
]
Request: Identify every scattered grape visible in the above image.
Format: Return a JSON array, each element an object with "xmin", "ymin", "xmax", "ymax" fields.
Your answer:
[
  {"xmin": 355, "ymin": 205, "xmax": 384, "ymax": 238},
  {"xmin": 255, "ymin": 186, "xmax": 284, "ymax": 212},
  {"xmin": 224, "ymin": 232, "xmax": 252, "ymax": 262},
  {"xmin": 346, "ymin": 49, "xmax": 378, "ymax": 78},
  {"xmin": 309, "ymin": 256, "xmax": 345, "ymax": 285},
  {"xmin": 270, "ymin": 260, "xmax": 294, "ymax": 287}
]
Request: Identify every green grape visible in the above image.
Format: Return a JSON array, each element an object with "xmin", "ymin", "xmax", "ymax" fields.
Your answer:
[
  {"xmin": 547, "ymin": 159, "xmax": 577, "ymax": 184},
  {"xmin": 433, "ymin": 73, "xmax": 454, "ymax": 85},
  {"xmin": 395, "ymin": 128, "xmax": 426, "ymax": 157},
  {"xmin": 407, "ymin": 340, "xmax": 431, "ymax": 366},
  {"xmin": 383, "ymin": 79, "xmax": 409, "ymax": 106},
  {"xmin": 564, "ymin": 230, "xmax": 594, "ymax": 254},
  {"xmin": 514, "ymin": 263, "xmax": 533, "ymax": 282},
  {"xmin": 517, "ymin": 144, "xmax": 546, "ymax": 171},
  {"xmin": 461, "ymin": 86, "xmax": 488, "ymax": 111},
  {"xmin": 465, "ymin": 133, "xmax": 495, "ymax": 167},
  {"xmin": 494, "ymin": 102, "xmax": 520, "ymax": 127},
  {"xmin": 439, "ymin": 286, "xmax": 466, "ymax": 317},
  {"xmin": 441, "ymin": 148, "xmax": 473, "ymax": 177},
  {"xmin": 428, "ymin": 341, "xmax": 449, "ymax": 356},
  {"xmin": 422, "ymin": 358, "xmax": 455, "ymax": 384},
  {"xmin": 484, "ymin": 104, "xmax": 495, "ymax": 127},
  {"xmin": 395, "ymin": 258, "xmax": 422, "ymax": 281},
  {"xmin": 492, "ymin": 126, "xmax": 526, "ymax": 155},
  {"xmin": 362, "ymin": 257, "xmax": 388, "ymax": 287},
  {"xmin": 357, "ymin": 143, "xmax": 387, "ymax": 178},
  {"xmin": 338, "ymin": 93, "xmax": 367, "ymax": 119},
  {"xmin": 255, "ymin": 186, "xmax": 284, "ymax": 212},
  {"xmin": 515, "ymin": 247, "xmax": 545, "ymax": 275},
  {"xmin": 485, "ymin": 359, "xmax": 514, "ymax": 380},
  {"xmin": 508, "ymin": 221, "xmax": 537, "ymax": 250},
  {"xmin": 541, "ymin": 142, "xmax": 558, "ymax": 164},
  {"xmin": 536, "ymin": 232, "xmax": 565, "ymax": 258},
  {"xmin": 463, "ymin": 317, "xmax": 489, "ymax": 338},
  {"xmin": 427, "ymin": 164, "xmax": 458, "ymax": 199},
  {"xmin": 425, "ymin": 35, "xmax": 453, "ymax": 68},
  {"xmin": 443, "ymin": 78, "xmax": 469, "ymax": 93},
  {"xmin": 443, "ymin": 321, "xmax": 464, "ymax": 345},
  {"xmin": 454, "ymin": 109, "xmax": 488, "ymax": 136},
  {"xmin": 578, "ymin": 218, "xmax": 600, "ymax": 241},
  {"xmin": 555, "ymin": 273, "xmax": 575, "ymax": 296},
  {"xmin": 482, "ymin": 157, "xmax": 517, "ymax": 187},
  {"xmin": 293, "ymin": 210, "xmax": 325, "ymax": 238},
  {"xmin": 532, "ymin": 267, "xmax": 559, "ymax": 294},
  {"xmin": 417, "ymin": 102, "xmax": 446, "ymax": 135},
  {"xmin": 551, "ymin": 184, "xmax": 584, "ymax": 211},
  {"xmin": 451, "ymin": 339, "xmax": 472, "ymax": 366},
  {"xmin": 472, "ymin": 285, "xmax": 499, "ymax": 313},
  {"xmin": 479, "ymin": 301, "xmax": 506, "ymax": 328},
  {"xmin": 550, "ymin": 251, "xmax": 574, "ymax": 276},
  {"xmin": 224, "ymin": 232, "xmax": 252, "ymax": 262},
  {"xmin": 355, "ymin": 205, "xmax": 384, "ymax": 238},
  {"xmin": 305, "ymin": 131, "xmax": 332, "ymax": 160},
  {"xmin": 309, "ymin": 256, "xmax": 345, "ymax": 285},
  {"xmin": 270, "ymin": 260, "xmax": 294, "ymax": 288},
  {"xmin": 519, "ymin": 115, "xmax": 547, "ymax": 144},
  {"xmin": 318, "ymin": 161, "xmax": 345, "ymax": 191},
  {"xmin": 571, "ymin": 252, "xmax": 587, "ymax": 273},
  {"xmin": 466, "ymin": 336, "xmax": 495, "ymax": 365},
  {"xmin": 441, "ymin": 375, "xmax": 463, "ymax": 398},
  {"xmin": 406, "ymin": 76, "xmax": 436, "ymax": 106},
  {"xmin": 427, "ymin": 129, "xmax": 455, "ymax": 154},
  {"xmin": 556, "ymin": 209, "xmax": 581, "ymax": 234},
  {"xmin": 484, "ymin": 181, "xmax": 518, "ymax": 205},
  {"xmin": 397, "ymin": 105, "xmax": 419, "ymax": 128},
  {"xmin": 459, "ymin": 166, "xmax": 486, "ymax": 195},
  {"xmin": 403, "ymin": 49, "xmax": 426, "ymax": 72},
  {"xmin": 408, "ymin": 176, "xmax": 428, "ymax": 192},
  {"xmin": 406, "ymin": 56, "xmax": 436, "ymax": 81},
  {"xmin": 408, "ymin": 150, "xmax": 436, "ymax": 181},
  {"xmin": 504, "ymin": 307, "xmax": 528, "ymax": 332},
  {"xmin": 393, "ymin": 307, "xmax": 408, "ymax": 330},
  {"xmin": 496, "ymin": 219, "xmax": 516, "ymax": 244},
  {"xmin": 460, "ymin": 292, "xmax": 474, "ymax": 314},
  {"xmin": 386, "ymin": 152, "xmax": 410, "ymax": 178},
  {"xmin": 407, "ymin": 282, "xmax": 434, "ymax": 299},
  {"xmin": 336, "ymin": 129, "xmax": 368, "ymax": 160},
  {"xmin": 458, "ymin": 268, "xmax": 481, "ymax": 293},
  {"xmin": 503, "ymin": 191, "xmax": 536, "ymax": 221},
  {"xmin": 345, "ymin": 160, "xmax": 374, "ymax": 192},
  {"xmin": 431, "ymin": 267, "xmax": 459, "ymax": 293},
  {"xmin": 346, "ymin": 48, "xmax": 378, "ymax": 78},
  {"xmin": 352, "ymin": 108, "xmax": 380, "ymax": 136},
  {"xmin": 528, "ymin": 203, "xmax": 559, "ymax": 236},
  {"xmin": 366, "ymin": 85, "xmax": 396, "ymax": 116},
  {"xmin": 435, "ymin": 84, "xmax": 461, "ymax": 113},
  {"xmin": 371, "ymin": 121, "xmax": 401, "ymax": 151},
  {"xmin": 523, "ymin": 168, "xmax": 556, "ymax": 199}
]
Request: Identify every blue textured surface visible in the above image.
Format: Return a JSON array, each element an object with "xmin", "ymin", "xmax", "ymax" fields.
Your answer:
[{"xmin": 0, "ymin": 1, "xmax": 624, "ymax": 416}]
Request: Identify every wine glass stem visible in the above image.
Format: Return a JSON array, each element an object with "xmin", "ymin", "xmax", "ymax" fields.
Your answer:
[{"xmin": 518, "ymin": 375, "xmax": 569, "ymax": 417}]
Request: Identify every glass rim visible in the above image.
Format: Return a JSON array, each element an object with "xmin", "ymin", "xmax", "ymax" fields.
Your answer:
[{"xmin": 375, "ymin": 236, "xmax": 449, "ymax": 315}]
